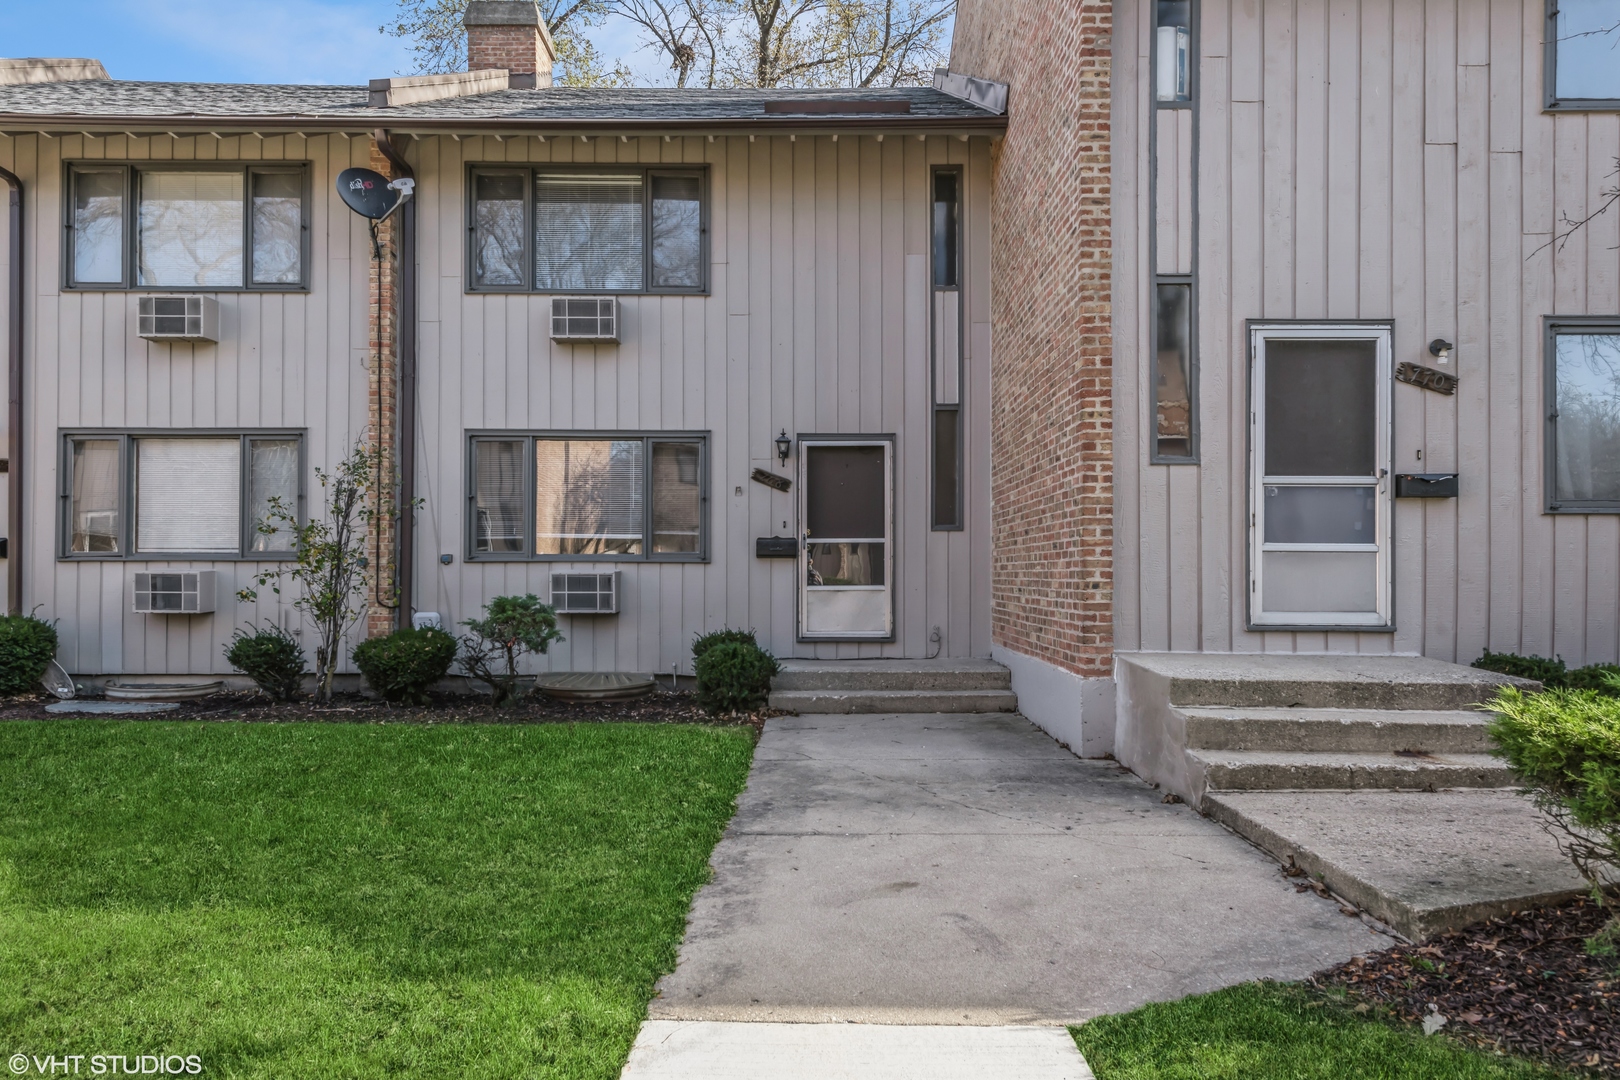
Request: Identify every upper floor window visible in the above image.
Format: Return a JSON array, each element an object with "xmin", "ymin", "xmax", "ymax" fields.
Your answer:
[
  {"xmin": 66, "ymin": 165, "xmax": 309, "ymax": 290},
  {"xmin": 468, "ymin": 167, "xmax": 708, "ymax": 294},
  {"xmin": 1547, "ymin": 0, "xmax": 1620, "ymax": 107},
  {"xmin": 63, "ymin": 432, "xmax": 303, "ymax": 558},
  {"xmin": 1546, "ymin": 320, "xmax": 1620, "ymax": 511},
  {"xmin": 1156, "ymin": 0, "xmax": 1193, "ymax": 103}
]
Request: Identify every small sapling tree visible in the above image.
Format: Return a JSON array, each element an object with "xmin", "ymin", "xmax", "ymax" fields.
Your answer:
[{"xmin": 459, "ymin": 594, "xmax": 565, "ymax": 707}]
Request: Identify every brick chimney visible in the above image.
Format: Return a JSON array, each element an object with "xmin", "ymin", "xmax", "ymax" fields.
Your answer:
[{"xmin": 464, "ymin": 1, "xmax": 556, "ymax": 88}]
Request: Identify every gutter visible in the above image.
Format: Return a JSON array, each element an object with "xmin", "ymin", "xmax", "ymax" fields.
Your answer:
[
  {"xmin": 0, "ymin": 162, "xmax": 18, "ymax": 615},
  {"xmin": 372, "ymin": 129, "xmax": 415, "ymax": 627},
  {"xmin": 0, "ymin": 114, "xmax": 1007, "ymax": 137}
]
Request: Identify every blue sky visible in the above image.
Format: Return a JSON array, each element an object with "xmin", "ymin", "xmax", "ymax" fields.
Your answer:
[{"xmin": 0, "ymin": 0, "xmax": 658, "ymax": 85}]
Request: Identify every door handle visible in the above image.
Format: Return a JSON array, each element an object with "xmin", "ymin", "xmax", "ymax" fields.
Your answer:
[{"xmin": 1377, "ymin": 468, "xmax": 1389, "ymax": 494}]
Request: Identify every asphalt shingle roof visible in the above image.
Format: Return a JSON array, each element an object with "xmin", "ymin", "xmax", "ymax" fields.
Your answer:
[{"xmin": 0, "ymin": 80, "xmax": 1003, "ymax": 129}]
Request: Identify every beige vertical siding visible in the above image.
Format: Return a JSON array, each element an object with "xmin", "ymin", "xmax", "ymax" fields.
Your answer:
[
  {"xmin": 1115, "ymin": 0, "xmax": 1620, "ymax": 664},
  {"xmin": 0, "ymin": 129, "xmax": 993, "ymax": 675}
]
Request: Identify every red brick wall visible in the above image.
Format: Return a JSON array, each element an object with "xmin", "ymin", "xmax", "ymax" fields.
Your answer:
[
  {"xmin": 951, "ymin": 0, "xmax": 1114, "ymax": 679},
  {"xmin": 366, "ymin": 142, "xmax": 400, "ymax": 639},
  {"xmin": 467, "ymin": 25, "xmax": 545, "ymax": 74}
]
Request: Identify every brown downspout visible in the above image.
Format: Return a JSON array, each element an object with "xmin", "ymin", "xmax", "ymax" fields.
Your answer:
[
  {"xmin": 0, "ymin": 164, "xmax": 21, "ymax": 615},
  {"xmin": 371, "ymin": 130, "xmax": 415, "ymax": 624}
]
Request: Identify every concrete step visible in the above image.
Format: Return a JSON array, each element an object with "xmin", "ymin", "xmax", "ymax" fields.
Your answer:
[
  {"xmin": 772, "ymin": 658, "xmax": 1012, "ymax": 693},
  {"xmin": 1122, "ymin": 653, "xmax": 1535, "ymax": 711},
  {"xmin": 1189, "ymin": 749, "xmax": 1515, "ymax": 794},
  {"xmin": 1203, "ymin": 789, "xmax": 1587, "ymax": 941},
  {"xmin": 1180, "ymin": 706, "xmax": 1493, "ymax": 754},
  {"xmin": 768, "ymin": 688, "xmax": 1019, "ymax": 714}
]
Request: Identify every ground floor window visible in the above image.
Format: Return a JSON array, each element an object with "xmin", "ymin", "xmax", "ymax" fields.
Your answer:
[
  {"xmin": 468, "ymin": 432, "xmax": 708, "ymax": 561},
  {"xmin": 61, "ymin": 431, "xmax": 302, "ymax": 558},
  {"xmin": 1547, "ymin": 319, "xmax": 1620, "ymax": 512}
]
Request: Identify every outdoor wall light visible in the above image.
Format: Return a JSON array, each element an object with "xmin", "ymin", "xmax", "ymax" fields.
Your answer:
[
  {"xmin": 1428, "ymin": 338, "xmax": 1455, "ymax": 365},
  {"xmin": 775, "ymin": 429, "xmax": 792, "ymax": 466}
]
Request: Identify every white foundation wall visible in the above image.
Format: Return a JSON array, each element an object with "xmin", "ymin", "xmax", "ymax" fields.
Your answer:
[{"xmin": 994, "ymin": 646, "xmax": 1116, "ymax": 758}]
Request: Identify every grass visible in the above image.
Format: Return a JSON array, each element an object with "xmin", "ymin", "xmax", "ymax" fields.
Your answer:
[
  {"xmin": 0, "ymin": 719, "xmax": 755, "ymax": 1079},
  {"xmin": 1071, "ymin": 982, "xmax": 1567, "ymax": 1079}
]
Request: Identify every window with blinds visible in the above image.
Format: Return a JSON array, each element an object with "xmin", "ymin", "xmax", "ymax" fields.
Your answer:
[
  {"xmin": 468, "ymin": 432, "xmax": 708, "ymax": 560},
  {"xmin": 469, "ymin": 167, "xmax": 707, "ymax": 294},
  {"xmin": 62, "ymin": 432, "xmax": 302, "ymax": 558}
]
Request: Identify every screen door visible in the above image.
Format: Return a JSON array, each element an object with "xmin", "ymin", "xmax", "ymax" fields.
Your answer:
[
  {"xmin": 799, "ymin": 440, "xmax": 894, "ymax": 639},
  {"xmin": 1249, "ymin": 326, "xmax": 1391, "ymax": 629}
]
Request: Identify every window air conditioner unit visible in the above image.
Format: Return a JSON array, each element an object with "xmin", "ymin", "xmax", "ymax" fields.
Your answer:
[
  {"xmin": 133, "ymin": 571, "xmax": 218, "ymax": 614},
  {"xmin": 550, "ymin": 570, "xmax": 620, "ymax": 614},
  {"xmin": 550, "ymin": 296, "xmax": 619, "ymax": 343},
  {"xmin": 138, "ymin": 295, "xmax": 219, "ymax": 342}
]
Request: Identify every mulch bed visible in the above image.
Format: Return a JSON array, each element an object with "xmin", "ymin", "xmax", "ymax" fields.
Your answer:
[
  {"xmin": 1313, "ymin": 894, "xmax": 1619, "ymax": 1073},
  {"xmin": 0, "ymin": 686, "xmax": 773, "ymax": 733}
]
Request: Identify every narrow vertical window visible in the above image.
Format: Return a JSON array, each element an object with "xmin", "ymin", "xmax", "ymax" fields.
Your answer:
[
  {"xmin": 250, "ymin": 172, "xmax": 303, "ymax": 285},
  {"xmin": 71, "ymin": 169, "xmax": 126, "ymax": 286},
  {"xmin": 473, "ymin": 439, "xmax": 527, "ymax": 553},
  {"xmin": 1156, "ymin": 0, "xmax": 1193, "ymax": 102},
  {"xmin": 472, "ymin": 171, "xmax": 527, "ymax": 288},
  {"xmin": 1154, "ymin": 283, "xmax": 1193, "ymax": 459},
  {"xmin": 650, "ymin": 174, "xmax": 703, "ymax": 289},
  {"xmin": 248, "ymin": 438, "xmax": 300, "ymax": 552},
  {"xmin": 69, "ymin": 439, "xmax": 121, "ymax": 553},
  {"xmin": 932, "ymin": 168, "xmax": 964, "ymax": 528},
  {"xmin": 1548, "ymin": 325, "xmax": 1620, "ymax": 510},
  {"xmin": 651, "ymin": 440, "xmax": 703, "ymax": 553}
]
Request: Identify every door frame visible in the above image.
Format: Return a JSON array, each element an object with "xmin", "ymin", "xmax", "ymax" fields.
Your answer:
[
  {"xmin": 796, "ymin": 434, "xmax": 896, "ymax": 643},
  {"xmin": 1246, "ymin": 321, "xmax": 1395, "ymax": 632}
]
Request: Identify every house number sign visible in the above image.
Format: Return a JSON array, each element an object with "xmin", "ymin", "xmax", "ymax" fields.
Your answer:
[
  {"xmin": 1395, "ymin": 362, "xmax": 1458, "ymax": 396},
  {"xmin": 750, "ymin": 467, "xmax": 792, "ymax": 492}
]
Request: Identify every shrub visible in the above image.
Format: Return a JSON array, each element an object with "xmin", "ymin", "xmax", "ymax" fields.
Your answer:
[
  {"xmin": 694, "ymin": 639, "xmax": 780, "ymax": 715},
  {"xmin": 0, "ymin": 613, "xmax": 58, "ymax": 697},
  {"xmin": 1474, "ymin": 651, "xmax": 1620, "ymax": 697},
  {"xmin": 1487, "ymin": 685, "xmax": 1620, "ymax": 893},
  {"xmin": 352, "ymin": 626, "xmax": 457, "ymax": 705},
  {"xmin": 225, "ymin": 624, "xmax": 307, "ymax": 702},
  {"xmin": 459, "ymin": 595, "xmax": 564, "ymax": 707},
  {"xmin": 692, "ymin": 628, "xmax": 759, "ymax": 663}
]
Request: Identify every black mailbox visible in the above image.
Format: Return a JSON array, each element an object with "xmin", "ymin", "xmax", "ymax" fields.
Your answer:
[
  {"xmin": 1395, "ymin": 473, "xmax": 1458, "ymax": 498},
  {"xmin": 755, "ymin": 536, "xmax": 798, "ymax": 558}
]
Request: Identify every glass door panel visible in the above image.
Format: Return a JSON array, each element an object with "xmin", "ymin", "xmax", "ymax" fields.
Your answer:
[{"xmin": 800, "ymin": 441, "xmax": 893, "ymax": 639}]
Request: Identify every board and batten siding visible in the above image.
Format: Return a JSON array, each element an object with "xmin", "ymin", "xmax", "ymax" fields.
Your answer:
[
  {"xmin": 412, "ymin": 133, "xmax": 992, "ymax": 674},
  {"xmin": 0, "ymin": 130, "xmax": 992, "ymax": 676},
  {"xmin": 1114, "ymin": 0, "xmax": 1620, "ymax": 665}
]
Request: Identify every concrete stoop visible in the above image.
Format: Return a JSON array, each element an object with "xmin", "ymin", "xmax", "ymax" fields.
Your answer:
[
  {"xmin": 1115, "ymin": 653, "xmax": 1578, "ymax": 939},
  {"xmin": 768, "ymin": 658, "xmax": 1017, "ymax": 714}
]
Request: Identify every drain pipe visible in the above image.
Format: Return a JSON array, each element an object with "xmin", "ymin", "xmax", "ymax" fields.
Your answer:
[
  {"xmin": 0, "ymin": 163, "xmax": 21, "ymax": 616},
  {"xmin": 371, "ymin": 130, "xmax": 416, "ymax": 624}
]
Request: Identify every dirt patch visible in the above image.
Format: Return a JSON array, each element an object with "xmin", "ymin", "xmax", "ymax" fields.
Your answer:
[
  {"xmin": 1314, "ymin": 894, "xmax": 1619, "ymax": 1073},
  {"xmin": 0, "ymin": 687, "xmax": 775, "ymax": 734}
]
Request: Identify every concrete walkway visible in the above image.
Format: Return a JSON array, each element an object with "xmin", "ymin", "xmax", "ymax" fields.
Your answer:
[{"xmin": 650, "ymin": 712, "xmax": 1382, "ymax": 1026}]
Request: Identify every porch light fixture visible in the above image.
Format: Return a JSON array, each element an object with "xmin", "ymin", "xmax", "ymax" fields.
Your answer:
[
  {"xmin": 775, "ymin": 430, "xmax": 792, "ymax": 466},
  {"xmin": 1428, "ymin": 338, "xmax": 1455, "ymax": 364}
]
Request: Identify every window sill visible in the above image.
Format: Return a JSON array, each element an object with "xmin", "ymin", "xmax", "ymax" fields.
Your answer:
[
  {"xmin": 465, "ymin": 289, "xmax": 712, "ymax": 298},
  {"xmin": 465, "ymin": 554, "xmax": 709, "ymax": 564},
  {"xmin": 64, "ymin": 286, "xmax": 311, "ymax": 295},
  {"xmin": 1547, "ymin": 505, "xmax": 1620, "ymax": 514},
  {"xmin": 59, "ymin": 554, "xmax": 298, "ymax": 562},
  {"xmin": 1545, "ymin": 100, "xmax": 1620, "ymax": 112}
]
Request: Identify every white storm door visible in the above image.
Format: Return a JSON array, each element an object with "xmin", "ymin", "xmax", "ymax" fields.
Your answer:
[
  {"xmin": 1249, "ymin": 326, "xmax": 1392, "ymax": 629},
  {"xmin": 799, "ymin": 439, "xmax": 894, "ymax": 640}
]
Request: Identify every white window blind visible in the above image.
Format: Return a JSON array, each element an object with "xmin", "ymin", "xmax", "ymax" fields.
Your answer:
[
  {"xmin": 534, "ymin": 174, "xmax": 644, "ymax": 292},
  {"xmin": 138, "ymin": 171, "xmax": 245, "ymax": 287},
  {"xmin": 475, "ymin": 440, "xmax": 527, "ymax": 552},
  {"xmin": 137, "ymin": 438, "xmax": 241, "ymax": 553},
  {"xmin": 535, "ymin": 439, "xmax": 644, "ymax": 555}
]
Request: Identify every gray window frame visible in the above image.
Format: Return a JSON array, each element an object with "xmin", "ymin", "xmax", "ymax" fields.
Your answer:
[
  {"xmin": 930, "ymin": 165, "xmax": 965, "ymax": 531},
  {"xmin": 59, "ymin": 429, "xmax": 306, "ymax": 560},
  {"xmin": 63, "ymin": 162, "xmax": 312, "ymax": 292},
  {"xmin": 465, "ymin": 164, "xmax": 710, "ymax": 295},
  {"xmin": 1544, "ymin": 316, "xmax": 1620, "ymax": 512},
  {"xmin": 1544, "ymin": 0, "xmax": 1620, "ymax": 110},
  {"xmin": 1149, "ymin": 0, "xmax": 1200, "ymax": 464},
  {"xmin": 465, "ymin": 430, "xmax": 711, "ymax": 562}
]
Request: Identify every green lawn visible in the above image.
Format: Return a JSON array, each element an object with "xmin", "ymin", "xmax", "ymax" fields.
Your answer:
[
  {"xmin": 0, "ymin": 720, "xmax": 754, "ymax": 1079},
  {"xmin": 1072, "ymin": 982, "xmax": 1565, "ymax": 1080}
]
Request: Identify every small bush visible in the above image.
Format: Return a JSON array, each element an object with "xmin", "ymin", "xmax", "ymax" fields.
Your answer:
[
  {"xmin": 352, "ymin": 626, "xmax": 458, "ymax": 705},
  {"xmin": 225, "ymin": 624, "xmax": 307, "ymax": 702},
  {"xmin": 1474, "ymin": 651, "xmax": 1620, "ymax": 696},
  {"xmin": 692, "ymin": 628, "xmax": 759, "ymax": 664},
  {"xmin": 0, "ymin": 613, "xmax": 58, "ymax": 696},
  {"xmin": 694, "ymin": 639, "xmax": 780, "ymax": 715},
  {"xmin": 459, "ymin": 595, "xmax": 565, "ymax": 707}
]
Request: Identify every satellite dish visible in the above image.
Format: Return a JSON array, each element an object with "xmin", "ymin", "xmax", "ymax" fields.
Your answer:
[
  {"xmin": 337, "ymin": 167, "xmax": 400, "ymax": 220},
  {"xmin": 41, "ymin": 659, "xmax": 74, "ymax": 700}
]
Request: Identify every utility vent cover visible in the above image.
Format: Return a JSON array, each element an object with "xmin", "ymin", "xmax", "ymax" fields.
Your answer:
[
  {"xmin": 133, "ymin": 570, "xmax": 217, "ymax": 614},
  {"xmin": 550, "ymin": 570, "xmax": 620, "ymax": 614},
  {"xmin": 137, "ymin": 295, "xmax": 219, "ymax": 342},
  {"xmin": 550, "ymin": 296, "xmax": 619, "ymax": 343}
]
